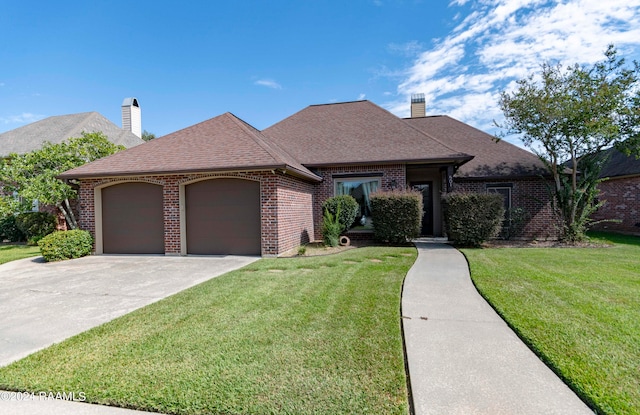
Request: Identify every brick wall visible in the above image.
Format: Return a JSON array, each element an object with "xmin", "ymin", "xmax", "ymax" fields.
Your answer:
[
  {"xmin": 76, "ymin": 171, "xmax": 315, "ymax": 257},
  {"xmin": 311, "ymin": 164, "xmax": 406, "ymax": 240},
  {"xmin": 275, "ymin": 175, "xmax": 315, "ymax": 254},
  {"xmin": 591, "ymin": 176, "xmax": 640, "ymax": 234},
  {"xmin": 454, "ymin": 177, "xmax": 560, "ymax": 240}
]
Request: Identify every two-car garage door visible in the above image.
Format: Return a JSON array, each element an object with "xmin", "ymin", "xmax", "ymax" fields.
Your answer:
[{"xmin": 100, "ymin": 179, "xmax": 261, "ymax": 256}]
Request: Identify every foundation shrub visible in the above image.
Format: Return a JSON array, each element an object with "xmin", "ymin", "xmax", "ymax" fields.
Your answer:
[
  {"xmin": 443, "ymin": 192, "xmax": 504, "ymax": 246},
  {"xmin": 38, "ymin": 230, "xmax": 93, "ymax": 262},
  {"xmin": 322, "ymin": 195, "xmax": 359, "ymax": 232},
  {"xmin": 370, "ymin": 189, "xmax": 423, "ymax": 244}
]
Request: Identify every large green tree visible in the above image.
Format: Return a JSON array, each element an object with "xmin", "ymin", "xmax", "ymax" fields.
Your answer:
[
  {"xmin": 0, "ymin": 132, "xmax": 124, "ymax": 229},
  {"xmin": 498, "ymin": 45, "xmax": 640, "ymax": 241}
]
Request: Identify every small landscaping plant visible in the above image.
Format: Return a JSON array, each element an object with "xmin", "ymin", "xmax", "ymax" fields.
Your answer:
[
  {"xmin": 38, "ymin": 230, "xmax": 93, "ymax": 262},
  {"xmin": 16, "ymin": 211, "xmax": 56, "ymax": 245},
  {"xmin": 322, "ymin": 195, "xmax": 359, "ymax": 232},
  {"xmin": 322, "ymin": 208, "xmax": 342, "ymax": 247},
  {"xmin": 443, "ymin": 192, "xmax": 504, "ymax": 246},
  {"xmin": 370, "ymin": 189, "xmax": 423, "ymax": 244}
]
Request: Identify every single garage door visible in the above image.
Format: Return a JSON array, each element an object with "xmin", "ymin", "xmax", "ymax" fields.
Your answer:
[
  {"xmin": 185, "ymin": 178, "xmax": 261, "ymax": 255},
  {"xmin": 102, "ymin": 182, "xmax": 164, "ymax": 254}
]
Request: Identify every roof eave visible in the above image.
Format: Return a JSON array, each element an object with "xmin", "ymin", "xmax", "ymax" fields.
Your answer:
[
  {"xmin": 58, "ymin": 164, "xmax": 322, "ymax": 182},
  {"xmin": 302, "ymin": 155, "xmax": 473, "ymax": 169}
]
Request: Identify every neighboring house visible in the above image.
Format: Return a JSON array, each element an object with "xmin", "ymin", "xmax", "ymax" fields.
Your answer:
[
  {"xmin": 0, "ymin": 98, "xmax": 145, "ymax": 225},
  {"xmin": 591, "ymin": 148, "xmax": 640, "ymax": 234},
  {"xmin": 59, "ymin": 97, "xmax": 557, "ymax": 257}
]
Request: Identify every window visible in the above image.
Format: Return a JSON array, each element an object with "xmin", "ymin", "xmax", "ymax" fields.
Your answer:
[
  {"xmin": 487, "ymin": 185, "xmax": 512, "ymax": 224},
  {"xmin": 334, "ymin": 177, "xmax": 380, "ymax": 229}
]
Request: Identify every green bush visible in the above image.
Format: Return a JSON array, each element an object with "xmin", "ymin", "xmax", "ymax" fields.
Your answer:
[
  {"xmin": 370, "ymin": 189, "xmax": 423, "ymax": 244},
  {"xmin": 0, "ymin": 215, "xmax": 26, "ymax": 242},
  {"xmin": 322, "ymin": 195, "xmax": 359, "ymax": 232},
  {"xmin": 322, "ymin": 208, "xmax": 342, "ymax": 247},
  {"xmin": 16, "ymin": 211, "xmax": 56, "ymax": 240},
  {"xmin": 38, "ymin": 230, "xmax": 93, "ymax": 262},
  {"xmin": 443, "ymin": 192, "xmax": 505, "ymax": 247}
]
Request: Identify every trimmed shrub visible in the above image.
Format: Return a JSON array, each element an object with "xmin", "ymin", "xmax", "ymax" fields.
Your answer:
[
  {"xmin": 370, "ymin": 189, "xmax": 423, "ymax": 244},
  {"xmin": 322, "ymin": 208, "xmax": 341, "ymax": 247},
  {"xmin": 443, "ymin": 192, "xmax": 505, "ymax": 247},
  {"xmin": 16, "ymin": 211, "xmax": 56, "ymax": 241},
  {"xmin": 0, "ymin": 215, "xmax": 26, "ymax": 242},
  {"xmin": 38, "ymin": 230, "xmax": 93, "ymax": 262},
  {"xmin": 322, "ymin": 195, "xmax": 359, "ymax": 232}
]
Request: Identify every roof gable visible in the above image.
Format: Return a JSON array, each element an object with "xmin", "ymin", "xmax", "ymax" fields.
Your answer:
[
  {"xmin": 0, "ymin": 112, "xmax": 144, "ymax": 157},
  {"xmin": 262, "ymin": 101, "xmax": 471, "ymax": 166},
  {"xmin": 59, "ymin": 112, "xmax": 321, "ymax": 181},
  {"xmin": 405, "ymin": 116, "xmax": 548, "ymax": 178}
]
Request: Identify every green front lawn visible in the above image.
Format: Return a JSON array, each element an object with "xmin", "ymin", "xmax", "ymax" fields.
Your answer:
[
  {"xmin": 462, "ymin": 232, "xmax": 640, "ymax": 415},
  {"xmin": 0, "ymin": 246, "xmax": 416, "ymax": 415},
  {"xmin": 0, "ymin": 244, "xmax": 41, "ymax": 265}
]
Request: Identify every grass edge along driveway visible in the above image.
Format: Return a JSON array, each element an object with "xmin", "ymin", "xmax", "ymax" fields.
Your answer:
[
  {"xmin": 0, "ymin": 244, "xmax": 40, "ymax": 265},
  {"xmin": 0, "ymin": 246, "xmax": 416, "ymax": 415},
  {"xmin": 462, "ymin": 232, "xmax": 640, "ymax": 415}
]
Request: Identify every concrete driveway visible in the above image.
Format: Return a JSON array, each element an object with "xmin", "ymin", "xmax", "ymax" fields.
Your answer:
[{"xmin": 0, "ymin": 254, "xmax": 259, "ymax": 367}]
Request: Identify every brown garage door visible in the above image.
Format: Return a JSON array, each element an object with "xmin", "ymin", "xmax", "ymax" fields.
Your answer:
[
  {"xmin": 185, "ymin": 178, "xmax": 261, "ymax": 255},
  {"xmin": 102, "ymin": 182, "xmax": 164, "ymax": 254}
]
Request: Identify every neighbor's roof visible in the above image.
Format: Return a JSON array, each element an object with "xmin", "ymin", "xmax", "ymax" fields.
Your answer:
[
  {"xmin": 0, "ymin": 112, "xmax": 144, "ymax": 157},
  {"xmin": 404, "ymin": 115, "xmax": 548, "ymax": 179},
  {"xmin": 262, "ymin": 100, "xmax": 472, "ymax": 166},
  {"xmin": 599, "ymin": 147, "xmax": 640, "ymax": 179},
  {"xmin": 59, "ymin": 112, "xmax": 321, "ymax": 181}
]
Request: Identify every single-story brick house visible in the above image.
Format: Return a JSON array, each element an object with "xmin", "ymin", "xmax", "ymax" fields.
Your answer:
[
  {"xmin": 59, "ymin": 97, "xmax": 556, "ymax": 257},
  {"xmin": 591, "ymin": 147, "xmax": 640, "ymax": 234}
]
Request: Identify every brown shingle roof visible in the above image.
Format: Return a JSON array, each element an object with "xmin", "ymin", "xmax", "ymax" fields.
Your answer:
[
  {"xmin": 404, "ymin": 116, "xmax": 548, "ymax": 179},
  {"xmin": 59, "ymin": 112, "xmax": 321, "ymax": 181},
  {"xmin": 262, "ymin": 100, "xmax": 472, "ymax": 166}
]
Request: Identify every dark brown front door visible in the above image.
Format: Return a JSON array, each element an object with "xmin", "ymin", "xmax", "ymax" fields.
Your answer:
[
  {"xmin": 185, "ymin": 178, "xmax": 261, "ymax": 255},
  {"xmin": 411, "ymin": 181, "xmax": 433, "ymax": 236},
  {"xmin": 101, "ymin": 182, "xmax": 165, "ymax": 254}
]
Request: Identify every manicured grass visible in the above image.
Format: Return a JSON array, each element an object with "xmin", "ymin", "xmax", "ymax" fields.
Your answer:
[
  {"xmin": 0, "ymin": 244, "xmax": 40, "ymax": 265},
  {"xmin": 0, "ymin": 246, "xmax": 416, "ymax": 415},
  {"xmin": 462, "ymin": 232, "xmax": 640, "ymax": 415}
]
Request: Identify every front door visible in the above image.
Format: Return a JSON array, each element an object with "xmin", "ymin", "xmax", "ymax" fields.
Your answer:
[{"xmin": 411, "ymin": 181, "xmax": 433, "ymax": 236}]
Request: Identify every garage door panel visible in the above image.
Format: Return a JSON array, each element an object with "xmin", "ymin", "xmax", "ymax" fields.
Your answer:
[
  {"xmin": 102, "ymin": 182, "xmax": 164, "ymax": 254},
  {"xmin": 186, "ymin": 179, "xmax": 260, "ymax": 255}
]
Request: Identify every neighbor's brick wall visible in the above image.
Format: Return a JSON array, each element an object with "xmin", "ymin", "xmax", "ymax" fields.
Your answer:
[
  {"xmin": 454, "ymin": 177, "xmax": 560, "ymax": 240},
  {"xmin": 311, "ymin": 164, "xmax": 406, "ymax": 240},
  {"xmin": 591, "ymin": 176, "xmax": 640, "ymax": 234},
  {"xmin": 77, "ymin": 171, "xmax": 314, "ymax": 257}
]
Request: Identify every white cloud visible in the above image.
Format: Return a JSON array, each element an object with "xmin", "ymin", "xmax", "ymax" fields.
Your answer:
[
  {"xmin": 0, "ymin": 112, "xmax": 44, "ymax": 125},
  {"xmin": 387, "ymin": 0, "xmax": 640, "ymax": 143},
  {"xmin": 357, "ymin": 93, "xmax": 366, "ymax": 100},
  {"xmin": 254, "ymin": 79, "xmax": 282, "ymax": 89}
]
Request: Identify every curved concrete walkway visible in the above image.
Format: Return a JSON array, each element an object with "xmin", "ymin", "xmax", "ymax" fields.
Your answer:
[{"xmin": 402, "ymin": 242, "xmax": 594, "ymax": 415}]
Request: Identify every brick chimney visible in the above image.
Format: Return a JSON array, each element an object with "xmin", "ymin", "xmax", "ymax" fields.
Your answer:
[
  {"xmin": 121, "ymin": 97, "xmax": 142, "ymax": 138},
  {"xmin": 411, "ymin": 93, "xmax": 426, "ymax": 118}
]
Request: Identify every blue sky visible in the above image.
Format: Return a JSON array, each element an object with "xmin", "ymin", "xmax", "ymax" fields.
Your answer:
[{"xmin": 2, "ymin": 0, "xmax": 640, "ymax": 145}]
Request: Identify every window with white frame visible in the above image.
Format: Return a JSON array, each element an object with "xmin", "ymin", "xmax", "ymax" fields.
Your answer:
[{"xmin": 334, "ymin": 177, "xmax": 381, "ymax": 229}]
